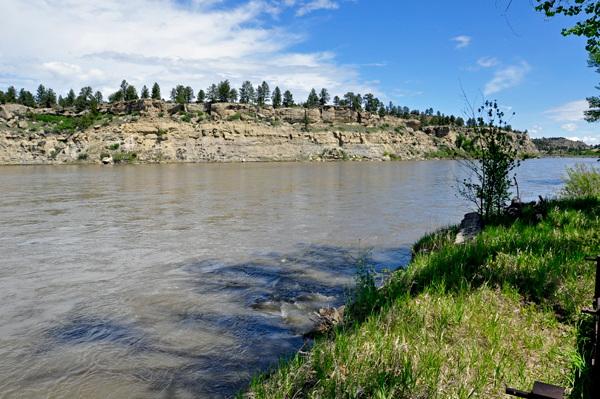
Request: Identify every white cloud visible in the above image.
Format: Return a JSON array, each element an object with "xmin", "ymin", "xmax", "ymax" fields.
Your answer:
[
  {"xmin": 451, "ymin": 36, "xmax": 471, "ymax": 49},
  {"xmin": 529, "ymin": 124, "xmax": 544, "ymax": 134},
  {"xmin": 364, "ymin": 80, "xmax": 380, "ymax": 85},
  {"xmin": 296, "ymin": 0, "xmax": 339, "ymax": 16},
  {"xmin": 561, "ymin": 123, "xmax": 579, "ymax": 132},
  {"xmin": 477, "ymin": 57, "xmax": 498, "ymax": 68},
  {"xmin": 567, "ymin": 136, "xmax": 599, "ymax": 144},
  {"xmin": 483, "ymin": 61, "xmax": 531, "ymax": 95},
  {"xmin": 543, "ymin": 100, "xmax": 589, "ymax": 121},
  {"xmin": 0, "ymin": 0, "xmax": 364, "ymax": 100}
]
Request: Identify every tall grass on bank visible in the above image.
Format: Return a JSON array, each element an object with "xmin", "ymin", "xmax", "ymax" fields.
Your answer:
[
  {"xmin": 242, "ymin": 196, "xmax": 599, "ymax": 398},
  {"xmin": 558, "ymin": 163, "xmax": 600, "ymax": 198}
]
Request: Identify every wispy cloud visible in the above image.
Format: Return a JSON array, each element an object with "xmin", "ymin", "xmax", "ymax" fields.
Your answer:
[
  {"xmin": 451, "ymin": 36, "xmax": 471, "ymax": 49},
  {"xmin": 483, "ymin": 61, "xmax": 531, "ymax": 95},
  {"xmin": 561, "ymin": 123, "xmax": 579, "ymax": 132},
  {"xmin": 296, "ymin": 0, "xmax": 340, "ymax": 16},
  {"xmin": 477, "ymin": 57, "xmax": 498, "ymax": 68},
  {"xmin": 543, "ymin": 100, "xmax": 588, "ymax": 121}
]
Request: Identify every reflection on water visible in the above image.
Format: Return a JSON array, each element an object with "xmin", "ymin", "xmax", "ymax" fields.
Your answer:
[{"xmin": 0, "ymin": 158, "xmax": 595, "ymax": 398}]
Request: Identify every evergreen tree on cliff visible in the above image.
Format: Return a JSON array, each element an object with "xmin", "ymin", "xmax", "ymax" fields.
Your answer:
[
  {"xmin": 197, "ymin": 89, "xmax": 205, "ymax": 103},
  {"xmin": 217, "ymin": 80, "xmax": 232, "ymax": 102},
  {"xmin": 120, "ymin": 80, "xmax": 129, "ymax": 98},
  {"xmin": 94, "ymin": 91, "xmax": 103, "ymax": 104},
  {"xmin": 184, "ymin": 86, "xmax": 194, "ymax": 103},
  {"xmin": 229, "ymin": 88, "xmax": 238, "ymax": 102},
  {"xmin": 140, "ymin": 85, "xmax": 150, "ymax": 99},
  {"xmin": 18, "ymin": 89, "xmax": 36, "ymax": 107},
  {"xmin": 282, "ymin": 90, "xmax": 294, "ymax": 107},
  {"xmin": 36, "ymin": 85, "xmax": 46, "ymax": 105},
  {"xmin": 125, "ymin": 85, "xmax": 139, "ymax": 101},
  {"xmin": 239, "ymin": 81, "xmax": 255, "ymax": 104},
  {"xmin": 170, "ymin": 85, "xmax": 186, "ymax": 104},
  {"xmin": 6, "ymin": 86, "xmax": 17, "ymax": 103},
  {"xmin": 0, "ymin": 91, "xmax": 5, "ymax": 104},
  {"xmin": 151, "ymin": 83, "xmax": 161, "ymax": 100},
  {"xmin": 66, "ymin": 89, "xmax": 76, "ymax": 106},
  {"xmin": 333, "ymin": 96, "xmax": 340, "ymax": 106},
  {"xmin": 256, "ymin": 81, "xmax": 270, "ymax": 106},
  {"xmin": 272, "ymin": 87, "xmax": 282, "ymax": 108},
  {"xmin": 319, "ymin": 88, "xmax": 330, "ymax": 106},
  {"xmin": 306, "ymin": 88, "xmax": 319, "ymax": 107},
  {"xmin": 206, "ymin": 84, "xmax": 218, "ymax": 103}
]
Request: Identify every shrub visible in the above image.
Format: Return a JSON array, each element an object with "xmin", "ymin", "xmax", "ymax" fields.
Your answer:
[
  {"xmin": 195, "ymin": 111, "xmax": 204, "ymax": 116},
  {"xmin": 50, "ymin": 150, "xmax": 58, "ymax": 159},
  {"xmin": 228, "ymin": 113, "xmax": 241, "ymax": 121},
  {"xmin": 113, "ymin": 152, "xmax": 138, "ymax": 163},
  {"xmin": 158, "ymin": 112, "xmax": 165, "ymax": 117},
  {"xmin": 157, "ymin": 129, "xmax": 165, "ymax": 137},
  {"xmin": 77, "ymin": 153, "xmax": 88, "ymax": 160},
  {"xmin": 100, "ymin": 152, "xmax": 109, "ymax": 159},
  {"xmin": 557, "ymin": 163, "xmax": 600, "ymax": 198},
  {"xmin": 109, "ymin": 143, "xmax": 120, "ymax": 150},
  {"xmin": 131, "ymin": 111, "xmax": 140, "ymax": 116},
  {"xmin": 179, "ymin": 110, "xmax": 187, "ymax": 116},
  {"xmin": 181, "ymin": 115, "xmax": 191, "ymax": 123}
]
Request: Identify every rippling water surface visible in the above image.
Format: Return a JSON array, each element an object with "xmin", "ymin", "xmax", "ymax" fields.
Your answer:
[{"xmin": 0, "ymin": 158, "xmax": 595, "ymax": 398}]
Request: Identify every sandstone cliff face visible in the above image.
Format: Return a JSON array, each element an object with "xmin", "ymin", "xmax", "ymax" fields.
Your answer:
[{"xmin": 0, "ymin": 100, "xmax": 538, "ymax": 165}]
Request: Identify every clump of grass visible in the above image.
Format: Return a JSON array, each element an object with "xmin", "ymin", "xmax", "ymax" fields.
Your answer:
[
  {"xmin": 77, "ymin": 153, "xmax": 88, "ymax": 160},
  {"xmin": 113, "ymin": 152, "xmax": 138, "ymax": 163},
  {"xmin": 181, "ymin": 115, "xmax": 191, "ymax": 123},
  {"xmin": 228, "ymin": 113, "xmax": 241, "ymax": 121},
  {"xmin": 557, "ymin": 163, "xmax": 600, "ymax": 198},
  {"xmin": 243, "ymin": 195, "xmax": 600, "ymax": 398}
]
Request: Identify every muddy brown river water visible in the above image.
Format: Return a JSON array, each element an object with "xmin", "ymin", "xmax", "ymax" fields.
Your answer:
[{"xmin": 0, "ymin": 158, "xmax": 595, "ymax": 398}]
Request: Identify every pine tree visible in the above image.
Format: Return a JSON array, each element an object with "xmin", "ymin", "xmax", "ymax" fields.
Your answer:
[
  {"xmin": 306, "ymin": 88, "xmax": 319, "ymax": 107},
  {"xmin": 36, "ymin": 84, "xmax": 46, "ymax": 105},
  {"xmin": 272, "ymin": 86, "xmax": 282, "ymax": 108},
  {"xmin": 125, "ymin": 85, "xmax": 138, "ymax": 101},
  {"xmin": 0, "ymin": 91, "xmax": 5, "ymax": 104},
  {"xmin": 184, "ymin": 86, "xmax": 194, "ymax": 103},
  {"xmin": 6, "ymin": 86, "xmax": 17, "ymax": 103},
  {"xmin": 333, "ymin": 96, "xmax": 340, "ymax": 106},
  {"xmin": 319, "ymin": 88, "xmax": 330, "ymax": 106},
  {"xmin": 120, "ymin": 80, "xmax": 129, "ymax": 98},
  {"xmin": 94, "ymin": 91, "xmax": 103, "ymax": 104},
  {"xmin": 229, "ymin": 88, "xmax": 238, "ymax": 102},
  {"xmin": 151, "ymin": 82, "xmax": 161, "ymax": 100},
  {"xmin": 256, "ymin": 81, "xmax": 270, "ymax": 106},
  {"xmin": 282, "ymin": 90, "xmax": 294, "ymax": 107},
  {"xmin": 239, "ymin": 81, "xmax": 255, "ymax": 104},
  {"xmin": 66, "ymin": 89, "xmax": 76, "ymax": 106},
  {"xmin": 197, "ymin": 89, "xmax": 206, "ymax": 103},
  {"xmin": 206, "ymin": 84, "xmax": 218, "ymax": 102},
  {"xmin": 140, "ymin": 85, "xmax": 150, "ymax": 99},
  {"xmin": 217, "ymin": 80, "xmax": 232, "ymax": 102}
]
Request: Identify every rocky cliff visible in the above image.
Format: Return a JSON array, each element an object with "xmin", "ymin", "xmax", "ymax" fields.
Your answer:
[{"xmin": 0, "ymin": 100, "xmax": 538, "ymax": 165}]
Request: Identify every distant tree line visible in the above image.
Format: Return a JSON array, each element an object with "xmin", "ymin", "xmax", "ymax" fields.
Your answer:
[{"xmin": 0, "ymin": 79, "xmax": 476, "ymax": 128}]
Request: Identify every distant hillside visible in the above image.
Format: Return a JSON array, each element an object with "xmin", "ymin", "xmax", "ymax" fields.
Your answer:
[{"xmin": 532, "ymin": 137, "xmax": 594, "ymax": 153}]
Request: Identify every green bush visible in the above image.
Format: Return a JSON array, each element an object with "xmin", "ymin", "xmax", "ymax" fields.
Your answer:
[
  {"xmin": 195, "ymin": 111, "xmax": 204, "ymax": 116},
  {"xmin": 158, "ymin": 112, "xmax": 165, "ymax": 117},
  {"xmin": 179, "ymin": 110, "xmax": 187, "ymax": 116},
  {"xmin": 77, "ymin": 153, "xmax": 88, "ymax": 160},
  {"xmin": 131, "ymin": 111, "xmax": 140, "ymax": 116},
  {"xmin": 181, "ymin": 115, "xmax": 191, "ymax": 123},
  {"xmin": 558, "ymin": 163, "xmax": 600, "ymax": 198},
  {"xmin": 109, "ymin": 143, "xmax": 120, "ymax": 150},
  {"xmin": 228, "ymin": 114, "xmax": 241, "ymax": 121},
  {"xmin": 50, "ymin": 150, "xmax": 58, "ymax": 159},
  {"xmin": 100, "ymin": 152, "xmax": 109, "ymax": 159}
]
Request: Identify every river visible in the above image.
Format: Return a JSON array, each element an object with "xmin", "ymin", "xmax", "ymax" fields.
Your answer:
[{"xmin": 0, "ymin": 158, "xmax": 596, "ymax": 398}]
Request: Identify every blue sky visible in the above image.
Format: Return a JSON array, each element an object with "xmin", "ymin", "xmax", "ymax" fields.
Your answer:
[{"xmin": 1, "ymin": 0, "xmax": 598, "ymax": 142}]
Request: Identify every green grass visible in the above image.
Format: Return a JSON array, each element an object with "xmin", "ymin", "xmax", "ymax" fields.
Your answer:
[
  {"xmin": 242, "ymin": 195, "xmax": 599, "ymax": 398},
  {"xmin": 113, "ymin": 152, "xmax": 138, "ymax": 163}
]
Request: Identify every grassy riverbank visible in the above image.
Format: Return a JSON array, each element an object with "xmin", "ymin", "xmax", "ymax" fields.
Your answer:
[{"xmin": 241, "ymin": 195, "xmax": 599, "ymax": 398}]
